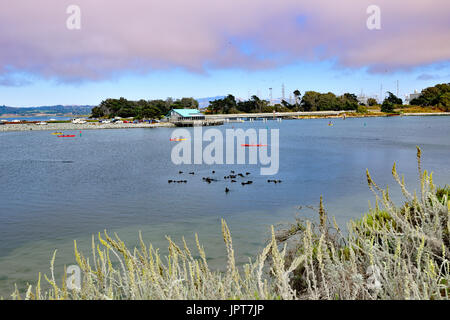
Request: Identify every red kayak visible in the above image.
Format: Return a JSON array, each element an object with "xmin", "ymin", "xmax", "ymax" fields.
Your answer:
[
  {"xmin": 241, "ymin": 144, "xmax": 267, "ymax": 147},
  {"xmin": 58, "ymin": 135, "xmax": 76, "ymax": 138}
]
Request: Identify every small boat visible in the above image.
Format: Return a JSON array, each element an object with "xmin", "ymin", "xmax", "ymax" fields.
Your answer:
[
  {"xmin": 328, "ymin": 121, "xmax": 334, "ymax": 126},
  {"xmin": 170, "ymin": 138, "xmax": 187, "ymax": 141},
  {"xmin": 58, "ymin": 135, "xmax": 76, "ymax": 138},
  {"xmin": 51, "ymin": 132, "xmax": 64, "ymax": 135}
]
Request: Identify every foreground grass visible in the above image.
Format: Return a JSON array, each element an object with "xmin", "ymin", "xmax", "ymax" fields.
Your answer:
[{"xmin": 10, "ymin": 148, "xmax": 449, "ymax": 300}]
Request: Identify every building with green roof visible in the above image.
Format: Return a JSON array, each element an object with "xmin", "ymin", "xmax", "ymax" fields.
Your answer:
[{"xmin": 168, "ymin": 109, "xmax": 205, "ymax": 121}]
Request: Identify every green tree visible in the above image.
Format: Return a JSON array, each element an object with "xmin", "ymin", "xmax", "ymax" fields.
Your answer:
[
  {"xmin": 281, "ymin": 100, "xmax": 293, "ymax": 110},
  {"xmin": 381, "ymin": 99, "xmax": 395, "ymax": 113},
  {"xmin": 367, "ymin": 98, "xmax": 378, "ymax": 106},
  {"xmin": 223, "ymin": 95, "xmax": 237, "ymax": 114},
  {"xmin": 337, "ymin": 93, "xmax": 358, "ymax": 110},
  {"xmin": 438, "ymin": 92, "xmax": 450, "ymax": 112},
  {"xmin": 356, "ymin": 105, "xmax": 368, "ymax": 114},
  {"xmin": 293, "ymin": 90, "xmax": 301, "ymax": 110},
  {"xmin": 301, "ymin": 91, "xmax": 320, "ymax": 111},
  {"xmin": 141, "ymin": 105, "xmax": 162, "ymax": 119},
  {"xmin": 179, "ymin": 97, "xmax": 199, "ymax": 109},
  {"xmin": 91, "ymin": 97, "xmax": 167, "ymax": 119},
  {"xmin": 411, "ymin": 83, "xmax": 450, "ymax": 107},
  {"xmin": 207, "ymin": 95, "xmax": 237, "ymax": 114},
  {"xmin": 317, "ymin": 92, "xmax": 338, "ymax": 110},
  {"xmin": 386, "ymin": 92, "xmax": 403, "ymax": 105},
  {"xmin": 90, "ymin": 106, "xmax": 104, "ymax": 118}
]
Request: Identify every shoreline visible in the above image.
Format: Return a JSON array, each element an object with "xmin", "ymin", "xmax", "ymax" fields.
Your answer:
[
  {"xmin": 0, "ymin": 122, "xmax": 175, "ymax": 132},
  {"xmin": 0, "ymin": 112, "xmax": 448, "ymax": 133}
]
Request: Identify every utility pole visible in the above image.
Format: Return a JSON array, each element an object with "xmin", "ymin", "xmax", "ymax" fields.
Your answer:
[
  {"xmin": 269, "ymin": 88, "xmax": 273, "ymax": 106},
  {"xmin": 281, "ymin": 83, "xmax": 285, "ymax": 102},
  {"xmin": 380, "ymin": 84, "xmax": 383, "ymax": 103}
]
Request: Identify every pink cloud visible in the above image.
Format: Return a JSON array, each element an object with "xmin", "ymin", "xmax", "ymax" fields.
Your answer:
[{"xmin": 0, "ymin": 0, "xmax": 449, "ymax": 82}]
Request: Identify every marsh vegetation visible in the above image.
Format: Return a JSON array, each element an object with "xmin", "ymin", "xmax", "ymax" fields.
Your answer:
[{"xmin": 9, "ymin": 148, "xmax": 449, "ymax": 300}]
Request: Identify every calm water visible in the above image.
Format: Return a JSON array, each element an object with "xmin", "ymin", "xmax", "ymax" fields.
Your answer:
[
  {"xmin": 0, "ymin": 116, "xmax": 71, "ymax": 121},
  {"xmin": 0, "ymin": 116, "xmax": 449, "ymax": 296}
]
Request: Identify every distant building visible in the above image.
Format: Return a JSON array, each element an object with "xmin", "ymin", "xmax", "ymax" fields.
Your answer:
[
  {"xmin": 167, "ymin": 109, "xmax": 205, "ymax": 121},
  {"xmin": 405, "ymin": 90, "xmax": 421, "ymax": 105},
  {"xmin": 357, "ymin": 94, "xmax": 368, "ymax": 105}
]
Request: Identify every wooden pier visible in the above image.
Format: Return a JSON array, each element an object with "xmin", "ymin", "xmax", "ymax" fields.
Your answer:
[
  {"xmin": 205, "ymin": 110, "xmax": 354, "ymax": 120},
  {"xmin": 171, "ymin": 119, "xmax": 224, "ymax": 127}
]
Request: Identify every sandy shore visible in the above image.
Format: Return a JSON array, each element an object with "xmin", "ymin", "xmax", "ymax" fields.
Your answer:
[{"xmin": 0, "ymin": 122, "xmax": 175, "ymax": 132}]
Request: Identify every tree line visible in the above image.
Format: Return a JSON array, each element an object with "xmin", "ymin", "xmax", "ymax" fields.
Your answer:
[
  {"xmin": 91, "ymin": 97, "xmax": 199, "ymax": 119},
  {"xmin": 409, "ymin": 83, "xmax": 450, "ymax": 111},
  {"xmin": 90, "ymin": 83, "xmax": 449, "ymax": 119},
  {"xmin": 380, "ymin": 83, "xmax": 450, "ymax": 113},
  {"xmin": 206, "ymin": 91, "xmax": 360, "ymax": 114}
]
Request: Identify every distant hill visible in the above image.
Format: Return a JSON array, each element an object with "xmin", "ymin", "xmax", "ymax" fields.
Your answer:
[
  {"xmin": 0, "ymin": 105, "xmax": 94, "ymax": 116},
  {"xmin": 196, "ymin": 96, "xmax": 226, "ymax": 109}
]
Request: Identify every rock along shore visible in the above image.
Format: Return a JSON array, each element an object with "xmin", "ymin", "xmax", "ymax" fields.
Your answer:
[{"xmin": 0, "ymin": 122, "xmax": 175, "ymax": 132}]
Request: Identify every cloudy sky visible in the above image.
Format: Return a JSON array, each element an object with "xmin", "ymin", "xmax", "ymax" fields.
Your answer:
[{"xmin": 1, "ymin": 0, "xmax": 449, "ymax": 107}]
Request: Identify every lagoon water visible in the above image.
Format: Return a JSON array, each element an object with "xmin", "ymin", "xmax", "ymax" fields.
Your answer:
[
  {"xmin": 0, "ymin": 116, "xmax": 449, "ymax": 296},
  {"xmin": 0, "ymin": 116, "xmax": 72, "ymax": 122}
]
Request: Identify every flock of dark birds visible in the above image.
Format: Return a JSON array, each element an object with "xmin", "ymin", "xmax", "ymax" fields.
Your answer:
[{"xmin": 168, "ymin": 169, "xmax": 282, "ymax": 193}]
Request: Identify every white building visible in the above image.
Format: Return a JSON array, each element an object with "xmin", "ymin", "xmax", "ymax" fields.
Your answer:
[
  {"xmin": 167, "ymin": 109, "xmax": 205, "ymax": 121},
  {"xmin": 405, "ymin": 90, "xmax": 421, "ymax": 105}
]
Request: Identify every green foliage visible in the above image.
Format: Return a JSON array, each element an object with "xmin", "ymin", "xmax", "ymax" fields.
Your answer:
[
  {"xmin": 436, "ymin": 185, "xmax": 449, "ymax": 203},
  {"xmin": 300, "ymin": 91, "xmax": 358, "ymax": 112},
  {"xmin": 356, "ymin": 105, "xmax": 368, "ymax": 114},
  {"xmin": 91, "ymin": 97, "xmax": 198, "ymax": 119},
  {"xmin": 339, "ymin": 93, "xmax": 359, "ymax": 110},
  {"xmin": 170, "ymin": 97, "xmax": 199, "ymax": 110},
  {"xmin": 438, "ymin": 92, "xmax": 450, "ymax": 112},
  {"xmin": 281, "ymin": 99, "xmax": 294, "ymax": 109},
  {"xmin": 276, "ymin": 149, "xmax": 449, "ymax": 299},
  {"xmin": 385, "ymin": 92, "xmax": 403, "ymax": 105},
  {"xmin": 381, "ymin": 100, "xmax": 395, "ymax": 113},
  {"xmin": 206, "ymin": 90, "xmax": 360, "ymax": 114},
  {"xmin": 293, "ymin": 90, "xmax": 302, "ymax": 110},
  {"xmin": 410, "ymin": 83, "xmax": 450, "ymax": 110},
  {"xmin": 90, "ymin": 106, "xmax": 104, "ymax": 118},
  {"xmin": 206, "ymin": 95, "xmax": 270, "ymax": 114},
  {"xmin": 207, "ymin": 94, "xmax": 238, "ymax": 114},
  {"xmin": 367, "ymin": 98, "xmax": 378, "ymax": 106}
]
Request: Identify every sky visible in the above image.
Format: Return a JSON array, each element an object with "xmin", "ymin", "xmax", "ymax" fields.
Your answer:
[{"xmin": 0, "ymin": 0, "xmax": 449, "ymax": 107}]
